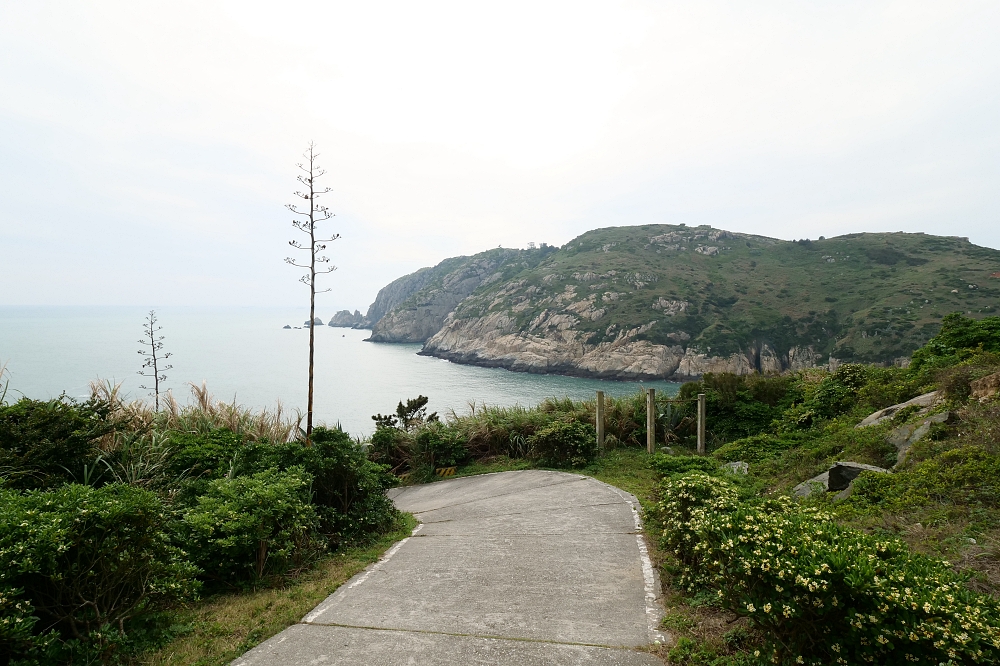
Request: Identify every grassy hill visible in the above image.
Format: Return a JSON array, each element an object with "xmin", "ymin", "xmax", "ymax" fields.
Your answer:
[{"xmin": 443, "ymin": 225, "xmax": 1000, "ymax": 364}]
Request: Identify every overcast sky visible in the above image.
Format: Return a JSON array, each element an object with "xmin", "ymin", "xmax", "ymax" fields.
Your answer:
[{"xmin": 2, "ymin": 1, "xmax": 998, "ymax": 311}]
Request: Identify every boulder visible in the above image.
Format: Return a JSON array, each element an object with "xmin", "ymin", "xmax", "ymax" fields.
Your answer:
[
  {"xmin": 793, "ymin": 471, "xmax": 829, "ymax": 497},
  {"xmin": 887, "ymin": 411, "xmax": 954, "ymax": 466},
  {"xmin": 724, "ymin": 461, "xmax": 749, "ymax": 475},
  {"xmin": 283, "ymin": 325, "xmax": 291, "ymax": 329},
  {"xmin": 303, "ymin": 317, "xmax": 324, "ymax": 327},
  {"xmin": 856, "ymin": 391, "xmax": 940, "ymax": 428},
  {"xmin": 828, "ymin": 462, "xmax": 890, "ymax": 491},
  {"xmin": 971, "ymin": 371, "xmax": 1000, "ymax": 402}
]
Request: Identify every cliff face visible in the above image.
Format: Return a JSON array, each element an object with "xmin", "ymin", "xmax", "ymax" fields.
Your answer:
[
  {"xmin": 365, "ymin": 225, "xmax": 1000, "ymax": 380},
  {"xmin": 366, "ymin": 247, "xmax": 555, "ymax": 342},
  {"xmin": 421, "ymin": 310, "xmax": 823, "ymax": 380}
]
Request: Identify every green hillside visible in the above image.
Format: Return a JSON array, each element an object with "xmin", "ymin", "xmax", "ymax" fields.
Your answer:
[{"xmin": 447, "ymin": 225, "xmax": 1000, "ymax": 364}]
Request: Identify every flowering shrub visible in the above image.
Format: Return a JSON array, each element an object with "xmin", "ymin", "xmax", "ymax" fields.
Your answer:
[{"xmin": 658, "ymin": 472, "xmax": 1000, "ymax": 665}]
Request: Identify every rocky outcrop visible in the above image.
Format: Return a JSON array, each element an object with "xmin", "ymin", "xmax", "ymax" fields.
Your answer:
[
  {"xmin": 368, "ymin": 250, "xmax": 525, "ymax": 343},
  {"xmin": 328, "ymin": 309, "xmax": 366, "ymax": 328},
  {"xmin": 421, "ymin": 311, "xmax": 822, "ymax": 381},
  {"xmin": 888, "ymin": 411, "xmax": 954, "ymax": 466},
  {"xmin": 856, "ymin": 392, "xmax": 941, "ymax": 427},
  {"xmin": 303, "ymin": 317, "xmax": 324, "ymax": 327},
  {"xmin": 363, "ymin": 266, "xmax": 445, "ymax": 328},
  {"xmin": 972, "ymin": 371, "xmax": 1000, "ymax": 402},
  {"xmin": 793, "ymin": 462, "xmax": 890, "ymax": 499}
]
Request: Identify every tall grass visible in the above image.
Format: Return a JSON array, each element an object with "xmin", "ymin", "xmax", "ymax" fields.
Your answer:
[
  {"xmin": 92, "ymin": 380, "xmax": 301, "ymax": 443},
  {"xmin": 436, "ymin": 390, "xmax": 691, "ymax": 458}
]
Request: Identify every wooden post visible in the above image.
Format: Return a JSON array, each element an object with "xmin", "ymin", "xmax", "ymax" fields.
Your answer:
[
  {"xmin": 646, "ymin": 388, "xmax": 656, "ymax": 454},
  {"xmin": 595, "ymin": 390, "xmax": 605, "ymax": 453},
  {"xmin": 697, "ymin": 393, "xmax": 706, "ymax": 455}
]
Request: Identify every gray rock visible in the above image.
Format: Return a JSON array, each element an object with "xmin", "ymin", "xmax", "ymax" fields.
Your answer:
[
  {"xmin": 856, "ymin": 392, "xmax": 940, "ymax": 428},
  {"xmin": 888, "ymin": 411, "xmax": 954, "ymax": 467},
  {"xmin": 328, "ymin": 309, "xmax": 366, "ymax": 327},
  {"xmin": 282, "ymin": 325, "xmax": 291, "ymax": 329},
  {"xmin": 828, "ymin": 462, "xmax": 890, "ymax": 491},
  {"xmin": 793, "ymin": 471, "xmax": 829, "ymax": 497},
  {"xmin": 724, "ymin": 461, "xmax": 749, "ymax": 475},
  {"xmin": 303, "ymin": 317, "xmax": 324, "ymax": 327}
]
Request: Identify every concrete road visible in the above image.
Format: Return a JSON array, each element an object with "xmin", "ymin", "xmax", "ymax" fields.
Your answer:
[{"xmin": 233, "ymin": 470, "xmax": 666, "ymax": 665}]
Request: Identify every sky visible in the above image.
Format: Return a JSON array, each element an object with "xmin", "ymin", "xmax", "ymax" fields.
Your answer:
[{"xmin": 1, "ymin": 1, "xmax": 998, "ymax": 312}]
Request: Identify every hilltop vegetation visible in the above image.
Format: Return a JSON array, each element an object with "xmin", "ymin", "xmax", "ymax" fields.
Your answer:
[{"xmin": 363, "ymin": 225, "xmax": 1000, "ymax": 378}]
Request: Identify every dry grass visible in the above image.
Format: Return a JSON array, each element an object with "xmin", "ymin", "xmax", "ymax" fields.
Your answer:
[
  {"xmin": 90, "ymin": 380, "xmax": 302, "ymax": 454},
  {"xmin": 142, "ymin": 514, "xmax": 416, "ymax": 666}
]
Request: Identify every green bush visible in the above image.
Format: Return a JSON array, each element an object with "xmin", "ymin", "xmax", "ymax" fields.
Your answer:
[
  {"xmin": 168, "ymin": 427, "xmax": 398, "ymax": 545},
  {"xmin": 657, "ymin": 472, "xmax": 1000, "ymax": 665},
  {"xmin": 528, "ymin": 420, "xmax": 596, "ymax": 468},
  {"xmin": 0, "ymin": 397, "xmax": 113, "ymax": 490},
  {"xmin": 651, "ymin": 454, "xmax": 720, "ymax": 477},
  {"xmin": 414, "ymin": 423, "xmax": 468, "ymax": 469},
  {"xmin": 911, "ymin": 313, "xmax": 1000, "ymax": 371},
  {"xmin": 0, "ymin": 484, "xmax": 199, "ymax": 660},
  {"xmin": 711, "ymin": 434, "xmax": 796, "ymax": 464},
  {"xmin": 178, "ymin": 467, "xmax": 323, "ymax": 584}
]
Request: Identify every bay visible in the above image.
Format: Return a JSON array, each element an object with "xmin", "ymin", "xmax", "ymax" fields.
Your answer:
[{"xmin": 0, "ymin": 306, "xmax": 680, "ymax": 437}]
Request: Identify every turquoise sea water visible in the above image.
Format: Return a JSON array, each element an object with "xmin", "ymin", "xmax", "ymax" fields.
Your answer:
[{"xmin": 0, "ymin": 306, "xmax": 680, "ymax": 437}]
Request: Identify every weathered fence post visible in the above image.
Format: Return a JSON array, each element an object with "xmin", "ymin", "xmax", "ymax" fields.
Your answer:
[
  {"xmin": 596, "ymin": 390, "xmax": 605, "ymax": 452},
  {"xmin": 697, "ymin": 392, "xmax": 706, "ymax": 455},
  {"xmin": 646, "ymin": 388, "xmax": 656, "ymax": 454}
]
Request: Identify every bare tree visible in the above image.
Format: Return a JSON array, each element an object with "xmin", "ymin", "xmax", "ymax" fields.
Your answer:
[
  {"xmin": 285, "ymin": 142, "xmax": 339, "ymax": 442},
  {"xmin": 137, "ymin": 310, "xmax": 172, "ymax": 410}
]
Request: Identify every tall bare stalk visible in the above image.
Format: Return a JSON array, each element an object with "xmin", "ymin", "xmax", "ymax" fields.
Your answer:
[
  {"xmin": 285, "ymin": 143, "xmax": 338, "ymax": 444},
  {"xmin": 137, "ymin": 310, "xmax": 172, "ymax": 410}
]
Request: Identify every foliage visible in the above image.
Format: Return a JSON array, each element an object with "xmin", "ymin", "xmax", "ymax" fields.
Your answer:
[
  {"xmin": 711, "ymin": 434, "xmax": 797, "ymax": 464},
  {"xmin": 0, "ymin": 397, "xmax": 114, "ymax": 490},
  {"xmin": 413, "ymin": 422, "xmax": 467, "ymax": 469},
  {"xmin": 528, "ymin": 419, "xmax": 596, "ymax": 468},
  {"xmin": 651, "ymin": 453, "xmax": 721, "ymax": 477},
  {"xmin": 911, "ymin": 314, "xmax": 1000, "ymax": 371},
  {"xmin": 657, "ymin": 472, "xmax": 1000, "ymax": 665},
  {"xmin": 178, "ymin": 468, "xmax": 323, "ymax": 584},
  {"xmin": 0, "ymin": 484, "xmax": 199, "ymax": 661},
  {"xmin": 372, "ymin": 395, "xmax": 438, "ymax": 431}
]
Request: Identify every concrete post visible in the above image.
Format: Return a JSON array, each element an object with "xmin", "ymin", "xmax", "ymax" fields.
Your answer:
[
  {"xmin": 646, "ymin": 388, "xmax": 656, "ymax": 454},
  {"xmin": 697, "ymin": 393, "xmax": 706, "ymax": 455},
  {"xmin": 596, "ymin": 390, "xmax": 605, "ymax": 453}
]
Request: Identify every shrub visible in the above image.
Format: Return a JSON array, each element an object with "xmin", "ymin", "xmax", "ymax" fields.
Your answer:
[
  {"xmin": 711, "ymin": 434, "xmax": 796, "ymax": 464},
  {"xmin": 178, "ymin": 467, "xmax": 323, "ymax": 583},
  {"xmin": 0, "ymin": 484, "xmax": 199, "ymax": 659},
  {"xmin": 658, "ymin": 472, "xmax": 1000, "ymax": 666},
  {"xmin": 413, "ymin": 423, "xmax": 468, "ymax": 469},
  {"xmin": 911, "ymin": 313, "xmax": 1000, "ymax": 371},
  {"xmin": 0, "ymin": 397, "xmax": 114, "ymax": 490},
  {"xmin": 651, "ymin": 454, "xmax": 720, "ymax": 478},
  {"xmin": 528, "ymin": 419, "xmax": 596, "ymax": 468},
  {"xmin": 168, "ymin": 427, "xmax": 398, "ymax": 545}
]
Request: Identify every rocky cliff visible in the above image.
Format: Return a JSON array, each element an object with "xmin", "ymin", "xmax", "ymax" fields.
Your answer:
[
  {"xmin": 366, "ymin": 225, "xmax": 1000, "ymax": 380},
  {"xmin": 366, "ymin": 246, "xmax": 556, "ymax": 342},
  {"xmin": 328, "ymin": 309, "xmax": 366, "ymax": 327}
]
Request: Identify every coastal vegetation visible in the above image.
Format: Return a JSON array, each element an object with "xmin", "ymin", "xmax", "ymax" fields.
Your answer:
[
  {"xmin": 369, "ymin": 313, "xmax": 1000, "ymax": 664},
  {"xmin": 3, "ymin": 312, "xmax": 1000, "ymax": 664},
  {"xmin": 0, "ymin": 382, "xmax": 398, "ymax": 665}
]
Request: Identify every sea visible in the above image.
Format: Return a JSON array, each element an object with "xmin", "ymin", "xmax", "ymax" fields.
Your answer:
[{"xmin": 0, "ymin": 306, "xmax": 680, "ymax": 437}]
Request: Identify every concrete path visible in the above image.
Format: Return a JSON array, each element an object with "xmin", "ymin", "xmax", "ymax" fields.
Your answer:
[{"xmin": 234, "ymin": 470, "xmax": 665, "ymax": 665}]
